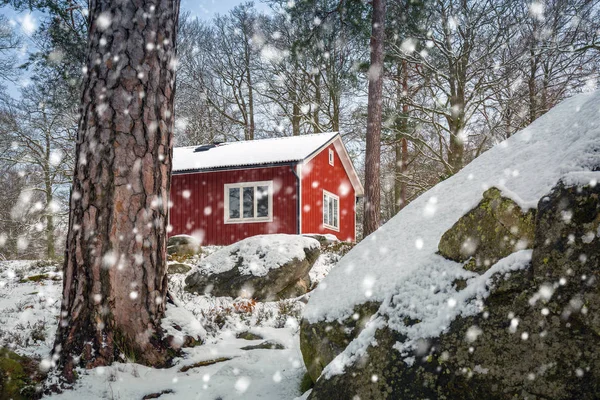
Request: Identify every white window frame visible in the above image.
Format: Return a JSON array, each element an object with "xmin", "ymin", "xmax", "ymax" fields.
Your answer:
[
  {"xmin": 328, "ymin": 148, "xmax": 334, "ymax": 166},
  {"xmin": 224, "ymin": 180, "xmax": 273, "ymax": 224},
  {"xmin": 322, "ymin": 190, "xmax": 340, "ymax": 231}
]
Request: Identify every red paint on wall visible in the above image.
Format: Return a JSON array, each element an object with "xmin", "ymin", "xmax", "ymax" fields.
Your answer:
[
  {"xmin": 169, "ymin": 165, "xmax": 298, "ymax": 245},
  {"xmin": 301, "ymin": 143, "xmax": 356, "ymax": 241}
]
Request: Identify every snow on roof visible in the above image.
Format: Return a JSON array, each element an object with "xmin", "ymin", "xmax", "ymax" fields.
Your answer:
[
  {"xmin": 172, "ymin": 132, "xmax": 339, "ymax": 172},
  {"xmin": 303, "ymin": 90, "xmax": 600, "ymax": 377}
]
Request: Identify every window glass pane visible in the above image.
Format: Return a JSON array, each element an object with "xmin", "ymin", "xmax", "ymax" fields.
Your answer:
[
  {"xmin": 323, "ymin": 196, "xmax": 329, "ymax": 225},
  {"xmin": 333, "ymin": 198, "xmax": 339, "ymax": 228},
  {"xmin": 328, "ymin": 197, "xmax": 333, "ymax": 225},
  {"xmin": 243, "ymin": 187, "xmax": 254, "ymax": 218},
  {"xmin": 229, "ymin": 188, "xmax": 240, "ymax": 219},
  {"xmin": 257, "ymin": 186, "xmax": 269, "ymax": 217}
]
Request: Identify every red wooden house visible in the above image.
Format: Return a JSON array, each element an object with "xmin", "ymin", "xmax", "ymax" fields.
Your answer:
[{"xmin": 169, "ymin": 132, "xmax": 364, "ymax": 245}]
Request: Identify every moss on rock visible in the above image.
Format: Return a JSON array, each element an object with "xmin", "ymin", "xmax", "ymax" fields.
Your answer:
[
  {"xmin": 167, "ymin": 262, "xmax": 192, "ymax": 275},
  {"xmin": 167, "ymin": 235, "xmax": 202, "ymax": 257},
  {"xmin": 438, "ymin": 187, "xmax": 536, "ymax": 273},
  {"xmin": 300, "ymin": 301, "xmax": 380, "ymax": 383},
  {"xmin": 0, "ymin": 348, "xmax": 43, "ymax": 399}
]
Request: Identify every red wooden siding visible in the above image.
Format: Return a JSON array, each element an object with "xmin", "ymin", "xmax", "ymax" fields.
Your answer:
[
  {"xmin": 170, "ymin": 166, "xmax": 298, "ymax": 245},
  {"xmin": 301, "ymin": 143, "xmax": 356, "ymax": 241}
]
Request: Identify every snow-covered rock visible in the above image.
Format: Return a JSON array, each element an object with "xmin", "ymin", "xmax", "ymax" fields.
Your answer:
[
  {"xmin": 302, "ymin": 91, "xmax": 600, "ymax": 398},
  {"xmin": 185, "ymin": 234, "xmax": 320, "ymax": 301},
  {"xmin": 167, "ymin": 234, "xmax": 202, "ymax": 256}
]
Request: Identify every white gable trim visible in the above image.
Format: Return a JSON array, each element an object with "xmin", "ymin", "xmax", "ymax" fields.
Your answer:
[
  {"xmin": 296, "ymin": 163, "xmax": 303, "ymax": 234},
  {"xmin": 332, "ymin": 137, "xmax": 364, "ymax": 197}
]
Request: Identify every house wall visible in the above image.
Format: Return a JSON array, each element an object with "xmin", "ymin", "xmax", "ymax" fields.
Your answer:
[
  {"xmin": 301, "ymin": 143, "xmax": 356, "ymax": 241},
  {"xmin": 170, "ymin": 165, "xmax": 298, "ymax": 245}
]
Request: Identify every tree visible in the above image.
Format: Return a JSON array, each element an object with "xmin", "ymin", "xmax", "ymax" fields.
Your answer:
[
  {"xmin": 0, "ymin": 83, "xmax": 76, "ymax": 259},
  {"xmin": 52, "ymin": 0, "xmax": 180, "ymax": 381},
  {"xmin": 0, "ymin": 166, "xmax": 47, "ymax": 260},
  {"xmin": 362, "ymin": 0, "xmax": 386, "ymax": 237},
  {"xmin": 0, "ymin": 15, "xmax": 21, "ymax": 82}
]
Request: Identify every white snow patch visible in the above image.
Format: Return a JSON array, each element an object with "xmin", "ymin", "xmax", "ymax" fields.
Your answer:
[{"xmin": 560, "ymin": 171, "xmax": 600, "ymax": 188}]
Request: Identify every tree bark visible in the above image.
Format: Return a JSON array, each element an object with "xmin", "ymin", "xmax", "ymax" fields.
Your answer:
[
  {"xmin": 362, "ymin": 0, "xmax": 386, "ymax": 237},
  {"xmin": 53, "ymin": 0, "xmax": 180, "ymax": 382}
]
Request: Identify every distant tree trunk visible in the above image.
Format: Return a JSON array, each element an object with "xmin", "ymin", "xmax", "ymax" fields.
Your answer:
[
  {"xmin": 313, "ymin": 73, "xmax": 321, "ymax": 133},
  {"xmin": 291, "ymin": 84, "xmax": 301, "ymax": 136},
  {"xmin": 363, "ymin": 0, "xmax": 386, "ymax": 237},
  {"xmin": 394, "ymin": 61, "xmax": 409, "ymax": 214},
  {"xmin": 44, "ymin": 130, "xmax": 55, "ymax": 259},
  {"xmin": 44, "ymin": 171, "xmax": 55, "ymax": 259},
  {"xmin": 528, "ymin": 43, "xmax": 539, "ymax": 124},
  {"xmin": 331, "ymin": 90, "xmax": 340, "ymax": 132},
  {"xmin": 246, "ymin": 48, "xmax": 255, "ymax": 140},
  {"xmin": 446, "ymin": 70, "xmax": 466, "ymax": 174},
  {"xmin": 53, "ymin": 0, "xmax": 180, "ymax": 382}
]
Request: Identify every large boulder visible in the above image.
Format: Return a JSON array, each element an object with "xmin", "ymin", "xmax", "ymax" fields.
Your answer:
[
  {"xmin": 307, "ymin": 179, "xmax": 600, "ymax": 399},
  {"xmin": 300, "ymin": 187, "xmax": 529, "ymax": 384},
  {"xmin": 185, "ymin": 234, "xmax": 320, "ymax": 301},
  {"xmin": 299, "ymin": 91, "xmax": 600, "ymax": 399},
  {"xmin": 167, "ymin": 234, "xmax": 202, "ymax": 257},
  {"xmin": 438, "ymin": 187, "xmax": 536, "ymax": 272}
]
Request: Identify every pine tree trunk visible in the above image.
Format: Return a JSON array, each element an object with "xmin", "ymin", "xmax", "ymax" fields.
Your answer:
[
  {"xmin": 53, "ymin": 0, "xmax": 180, "ymax": 382},
  {"xmin": 362, "ymin": 0, "xmax": 385, "ymax": 237}
]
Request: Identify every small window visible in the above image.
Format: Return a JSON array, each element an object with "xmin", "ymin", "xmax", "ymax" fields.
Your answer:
[
  {"xmin": 224, "ymin": 181, "xmax": 273, "ymax": 223},
  {"xmin": 323, "ymin": 190, "xmax": 339, "ymax": 231},
  {"xmin": 328, "ymin": 149, "xmax": 334, "ymax": 166}
]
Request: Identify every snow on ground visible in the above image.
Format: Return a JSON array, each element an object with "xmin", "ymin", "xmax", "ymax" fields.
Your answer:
[
  {"xmin": 195, "ymin": 234, "xmax": 320, "ymax": 277},
  {"xmin": 0, "ymin": 260, "xmax": 61, "ymax": 359},
  {"xmin": 0, "ymin": 240, "xmax": 342, "ymax": 399},
  {"xmin": 47, "ymin": 327, "xmax": 306, "ymax": 400},
  {"xmin": 303, "ymin": 91, "xmax": 600, "ymax": 377}
]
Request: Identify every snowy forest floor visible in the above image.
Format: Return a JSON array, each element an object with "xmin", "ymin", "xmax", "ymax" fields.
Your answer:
[{"xmin": 0, "ymin": 248, "xmax": 340, "ymax": 399}]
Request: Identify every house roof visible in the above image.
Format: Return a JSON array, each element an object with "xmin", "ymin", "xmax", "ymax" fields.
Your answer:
[
  {"xmin": 172, "ymin": 132, "xmax": 364, "ymax": 196},
  {"xmin": 173, "ymin": 132, "xmax": 338, "ymax": 171}
]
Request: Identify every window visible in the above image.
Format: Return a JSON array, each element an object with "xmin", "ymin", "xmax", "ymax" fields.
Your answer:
[
  {"xmin": 328, "ymin": 149, "xmax": 334, "ymax": 166},
  {"xmin": 224, "ymin": 181, "xmax": 273, "ymax": 223},
  {"xmin": 323, "ymin": 190, "xmax": 339, "ymax": 231}
]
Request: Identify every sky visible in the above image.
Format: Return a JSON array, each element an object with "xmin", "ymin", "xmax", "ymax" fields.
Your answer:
[
  {"xmin": 0, "ymin": 0, "xmax": 270, "ymax": 98},
  {"xmin": 185, "ymin": 0, "xmax": 271, "ymax": 19}
]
